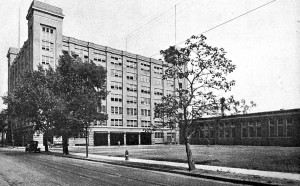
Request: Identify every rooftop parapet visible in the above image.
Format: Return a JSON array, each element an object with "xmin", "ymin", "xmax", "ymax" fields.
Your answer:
[{"xmin": 26, "ymin": 0, "xmax": 64, "ymax": 20}]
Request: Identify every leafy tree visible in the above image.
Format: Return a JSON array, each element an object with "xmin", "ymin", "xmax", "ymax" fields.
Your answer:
[
  {"xmin": 155, "ymin": 34, "xmax": 238, "ymax": 171},
  {"xmin": 3, "ymin": 52, "xmax": 107, "ymax": 155},
  {"xmin": 3, "ymin": 66, "xmax": 58, "ymax": 151},
  {"xmin": 51, "ymin": 52, "xmax": 107, "ymax": 155}
]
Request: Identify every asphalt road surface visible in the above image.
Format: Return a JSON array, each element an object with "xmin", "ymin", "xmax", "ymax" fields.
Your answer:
[{"xmin": 0, "ymin": 148, "xmax": 242, "ymax": 186}]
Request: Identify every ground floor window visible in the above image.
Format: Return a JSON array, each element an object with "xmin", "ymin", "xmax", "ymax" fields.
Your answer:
[{"xmin": 155, "ymin": 132, "xmax": 163, "ymax": 138}]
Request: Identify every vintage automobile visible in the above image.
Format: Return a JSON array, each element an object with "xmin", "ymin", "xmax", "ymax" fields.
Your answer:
[{"xmin": 25, "ymin": 141, "xmax": 41, "ymax": 153}]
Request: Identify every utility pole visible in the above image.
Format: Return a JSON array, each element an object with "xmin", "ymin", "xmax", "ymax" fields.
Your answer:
[{"xmin": 175, "ymin": 5, "xmax": 177, "ymax": 45}]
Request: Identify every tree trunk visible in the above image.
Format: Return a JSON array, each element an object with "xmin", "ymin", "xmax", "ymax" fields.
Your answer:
[
  {"xmin": 85, "ymin": 125, "xmax": 88, "ymax": 158},
  {"xmin": 1, "ymin": 129, "xmax": 4, "ymax": 147},
  {"xmin": 62, "ymin": 134, "xmax": 69, "ymax": 155},
  {"xmin": 44, "ymin": 132, "xmax": 49, "ymax": 152},
  {"xmin": 185, "ymin": 137, "xmax": 196, "ymax": 171}
]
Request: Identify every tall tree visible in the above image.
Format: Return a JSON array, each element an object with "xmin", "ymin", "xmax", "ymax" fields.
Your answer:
[
  {"xmin": 155, "ymin": 34, "xmax": 237, "ymax": 171},
  {"xmin": 3, "ymin": 66, "xmax": 58, "ymax": 151},
  {"xmin": 52, "ymin": 52, "xmax": 107, "ymax": 155}
]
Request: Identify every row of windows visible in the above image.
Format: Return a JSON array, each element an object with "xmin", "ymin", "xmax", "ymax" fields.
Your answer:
[
  {"xmin": 111, "ymin": 119, "xmax": 123, "ymax": 126},
  {"xmin": 111, "ymin": 106, "xmax": 122, "ymax": 114},
  {"xmin": 127, "ymin": 120, "xmax": 138, "ymax": 127},
  {"xmin": 111, "ymin": 94, "xmax": 122, "ymax": 102},
  {"xmin": 127, "ymin": 96, "xmax": 137, "ymax": 104},
  {"xmin": 197, "ymin": 118, "xmax": 295, "ymax": 139},
  {"xmin": 41, "ymin": 55, "xmax": 54, "ymax": 65},
  {"xmin": 141, "ymin": 120, "xmax": 151, "ymax": 127},
  {"xmin": 154, "ymin": 66, "xmax": 163, "ymax": 74},
  {"xmin": 109, "ymin": 119, "xmax": 154, "ymax": 127},
  {"xmin": 42, "ymin": 41, "xmax": 54, "ymax": 52},
  {"xmin": 141, "ymin": 86, "xmax": 151, "ymax": 94},
  {"xmin": 127, "ymin": 60, "xmax": 137, "ymax": 69},
  {"xmin": 127, "ymin": 84, "xmax": 137, "ymax": 92},
  {"xmin": 154, "ymin": 89, "xmax": 163, "ymax": 96},
  {"xmin": 141, "ymin": 97, "xmax": 151, "ymax": 105},
  {"xmin": 141, "ymin": 109, "xmax": 151, "ymax": 116},
  {"xmin": 155, "ymin": 132, "xmax": 164, "ymax": 138},
  {"xmin": 127, "ymin": 108, "xmax": 137, "ymax": 115},
  {"xmin": 111, "ymin": 81, "xmax": 122, "ymax": 90}
]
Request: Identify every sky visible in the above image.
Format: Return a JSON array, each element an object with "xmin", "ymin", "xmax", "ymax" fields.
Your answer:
[{"xmin": 0, "ymin": 0, "xmax": 299, "ymax": 113}]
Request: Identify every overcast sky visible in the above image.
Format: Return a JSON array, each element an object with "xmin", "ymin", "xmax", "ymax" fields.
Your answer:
[{"xmin": 0, "ymin": 0, "xmax": 299, "ymax": 112}]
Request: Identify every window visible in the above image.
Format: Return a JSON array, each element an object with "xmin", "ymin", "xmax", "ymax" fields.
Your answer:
[
  {"xmin": 141, "ymin": 109, "xmax": 151, "ymax": 116},
  {"xmin": 209, "ymin": 123, "xmax": 215, "ymax": 139},
  {"xmin": 126, "ymin": 60, "xmax": 137, "ymax": 69},
  {"xmin": 249, "ymin": 121, "xmax": 255, "ymax": 137},
  {"xmin": 141, "ymin": 86, "xmax": 150, "ymax": 94},
  {"xmin": 179, "ymin": 82, "xmax": 183, "ymax": 89},
  {"xmin": 127, "ymin": 108, "xmax": 137, "ymax": 115},
  {"xmin": 231, "ymin": 123, "xmax": 235, "ymax": 138},
  {"xmin": 256, "ymin": 121, "xmax": 262, "ymax": 137},
  {"xmin": 241, "ymin": 122, "xmax": 248, "ymax": 138},
  {"xmin": 127, "ymin": 84, "xmax": 137, "ymax": 92},
  {"xmin": 127, "ymin": 73, "xmax": 137, "ymax": 81},
  {"xmin": 127, "ymin": 96, "xmax": 137, "ymax": 104},
  {"xmin": 127, "ymin": 120, "xmax": 138, "ymax": 127},
  {"xmin": 41, "ymin": 26, "xmax": 54, "ymax": 42},
  {"xmin": 111, "ymin": 106, "xmax": 123, "ymax": 114},
  {"xmin": 154, "ymin": 78, "xmax": 162, "ymax": 85},
  {"xmin": 97, "ymin": 120, "xmax": 107, "ymax": 126},
  {"xmin": 111, "ymin": 94, "xmax": 122, "ymax": 102},
  {"xmin": 224, "ymin": 123, "xmax": 230, "ymax": 138},
  {"xmin": 111, "ymin": 69, "xmax": 122, "ymax": 78},
  {"xmin": 111, "ymin": 56, "xmax": 122, "ymax": 66},
  {"xmin": 269, "ymin": 119, "xmax": 276, "ymax": 137},
  {"xmin": 141, "ymin": 97, "xmax": 151, "ymax": 105},
  {"xmin": 42, "ymin": 41, "xmax": 54, "ymax": 51},
  {"xmin": 154, "ymin": 99, "xmax": 161, "ymax": 106},
  {"xmin": 111, "ymin": 119, "xmax": 123, "ymax": 126},
  {"xmin": 111, "ymin": 81, "xmax": 122, "ymax": 90},
  {"xmin": 141, "ymin": 63, "xmax": 150, "ymax": 73},
  {"xmin": 41, "ymin": 55, "xmax": 54, "ymax": 65},
  {"xmin": 93, "ymin": 52, "xmax": 106, "ymax": 63},
  {"xmin": 154, "ymin": 66, "xmax": 163, "ymax": 74},
  {"xmin": 218, "ymin": 123, "xmax": 224, "ymax": 138},
  {"xmin": 154, "ymin": 88, "xmax": 163, "ymax": 96},
  {"xmin": 277, "ymin": 118, "xmax": 284, "ymax": 137},
  {"xmin": 141, "ymin": 75, "xmax": 150, "ymax": 82},
  {"xmin": 155, "ymin": 132, "xmax": 163, "ymax": 138},
  {"xmin": 286, "ymin": 118, "xmax": 293, "ymax": 137},
  {"xmin": 141, "ymin": 120, "xmax": 151, "ymax": 127}
]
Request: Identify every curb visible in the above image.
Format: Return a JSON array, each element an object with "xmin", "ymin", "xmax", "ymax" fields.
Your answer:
[{"xmin": 47, "ymin": 152, "xmax": 277, "ymax": 186}]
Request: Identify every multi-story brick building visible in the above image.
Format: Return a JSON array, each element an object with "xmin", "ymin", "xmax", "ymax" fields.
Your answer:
[
  {"xmin": 186, "ymin": 108, "xmax": 300, "ymax": 147},
  {"xmin": 6, "ymin": 0, "xmax": 182, "ymax": 146}
]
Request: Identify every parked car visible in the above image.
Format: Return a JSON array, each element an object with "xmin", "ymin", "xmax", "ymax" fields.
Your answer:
[{"xmin": 25, "ymin": 141, "xmax": 41, "ymax": 153}]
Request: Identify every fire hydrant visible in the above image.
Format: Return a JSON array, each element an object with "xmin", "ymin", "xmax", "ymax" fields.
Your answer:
[{"xmin": 125, "ymin": 149, "xmax": 129, "ymax": 160}]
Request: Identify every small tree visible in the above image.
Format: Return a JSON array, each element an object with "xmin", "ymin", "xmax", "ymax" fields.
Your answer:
[{"xmin": 155, "ymin": 35, "xmax": 237, "ymax": 171}]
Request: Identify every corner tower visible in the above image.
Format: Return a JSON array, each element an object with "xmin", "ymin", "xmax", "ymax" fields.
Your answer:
[{"xmin": 26, "ymin": 0, "xmax": 64, "ymax": 70}]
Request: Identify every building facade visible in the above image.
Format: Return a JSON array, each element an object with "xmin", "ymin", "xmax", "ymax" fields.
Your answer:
[
  {"xmin": 6, "ymin": 1, "xmax": 183, "ymax": 146},
  {"xmin": 184, "ymin": 109, "xmax": 300, "ymax": 147}
]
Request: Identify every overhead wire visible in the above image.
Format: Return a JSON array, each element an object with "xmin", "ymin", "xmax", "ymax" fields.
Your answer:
[{"xmin": 149, "ymin": 0, "xmax": 277, "ymax": 58}]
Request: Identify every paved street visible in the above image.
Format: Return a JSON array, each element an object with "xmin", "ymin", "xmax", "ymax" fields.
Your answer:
[{"xmin": 0, "ymin": 148, "xmax": 241, "ymax": 186}]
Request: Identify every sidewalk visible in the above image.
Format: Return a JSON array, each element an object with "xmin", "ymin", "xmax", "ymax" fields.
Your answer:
[{"xmin": 49, "ymin": 149, "xmax": 300, "ymax": 181}]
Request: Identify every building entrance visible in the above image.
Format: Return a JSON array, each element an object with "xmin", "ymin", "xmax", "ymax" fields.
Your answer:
[
  {"xmin": 94, "ymin": 132, "xmax": 108, "ymax": 146},
  {"xmin": 141, "ymin": 132, "xmax": 151, "ymax": 145},
  {"xmin": 126, "ymin": 133, "xmax": 139, "ymax": 145},
  {"xmin": 110, "ymin": 133, "xmax": 124, "ymax": 146}
]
